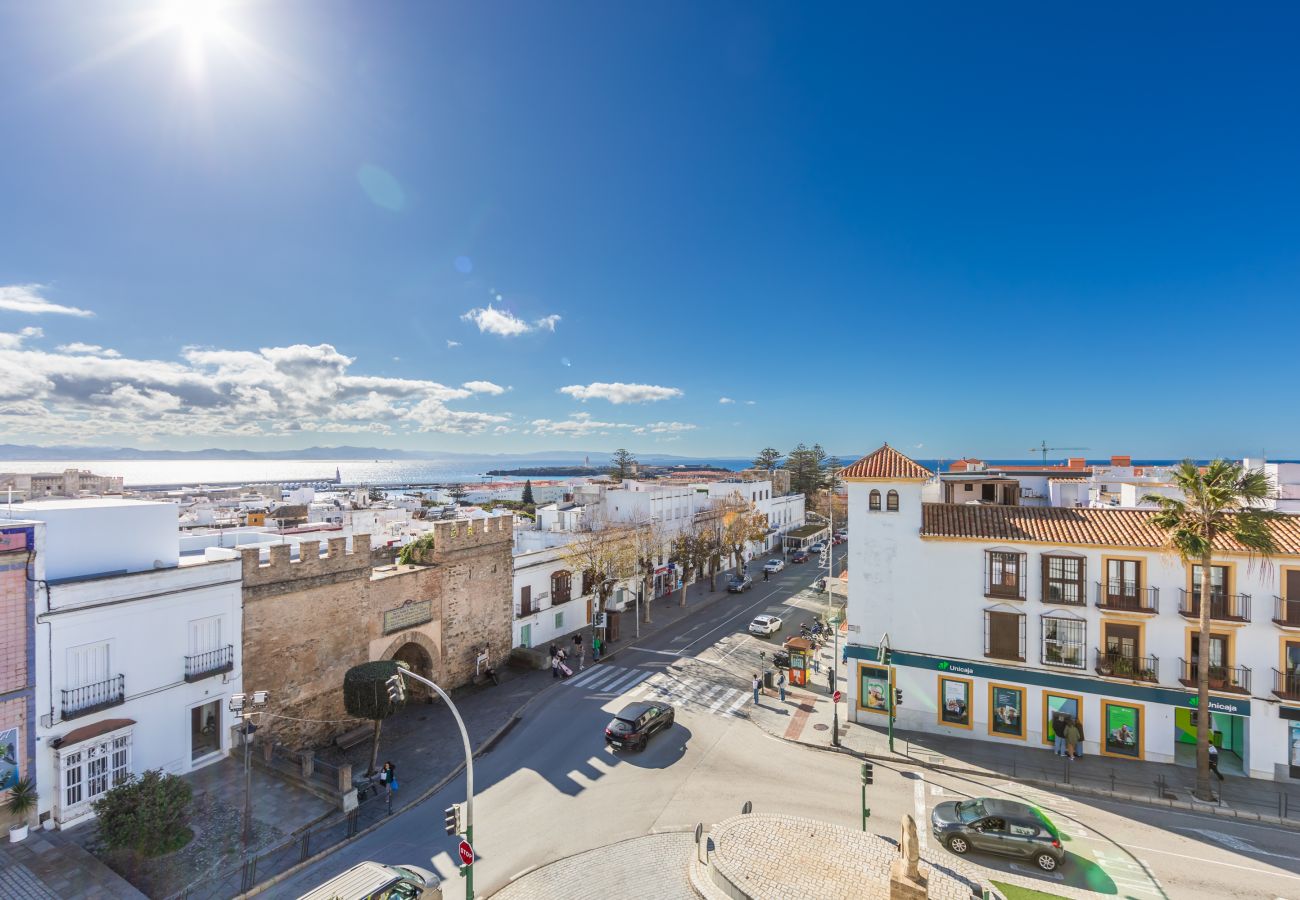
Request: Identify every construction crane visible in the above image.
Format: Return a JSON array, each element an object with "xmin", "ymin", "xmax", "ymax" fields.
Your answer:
[{"xmin": 1030, "ymin": 441, "xmax": 1089, "ymax": 463}]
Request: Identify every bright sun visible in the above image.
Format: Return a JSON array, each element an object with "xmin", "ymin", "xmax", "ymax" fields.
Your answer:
[{"xmin": 153, "ymin": 0, "xmax": 240, "ymax": 82}]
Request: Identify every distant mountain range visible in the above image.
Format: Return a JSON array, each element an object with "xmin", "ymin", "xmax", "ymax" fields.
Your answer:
[{"xmin": 0, "ymin": 444, "xmax": 761, "ymax": 465}]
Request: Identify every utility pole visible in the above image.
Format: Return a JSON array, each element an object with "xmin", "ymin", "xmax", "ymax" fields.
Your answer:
[
  {"xmin": 392, "ymin": 668, "xmax": 475, "ymax": 900},
  {"xmin": 826, "ymin": 489, "xmax": 839, "ymax": 747},
  {"xmin": 228, "ymin": 691, "xmax": 269, "ymax": 857}
]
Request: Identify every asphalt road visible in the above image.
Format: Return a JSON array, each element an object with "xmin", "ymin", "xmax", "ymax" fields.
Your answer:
[{"xmin": 272, "ymin": 556, "xmax": 1300, "ymax": 900}]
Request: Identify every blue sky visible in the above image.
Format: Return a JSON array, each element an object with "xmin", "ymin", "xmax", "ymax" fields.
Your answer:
[{"xmin": 2, "ymin": 2, "xmax": 1299, "ymax": 459}]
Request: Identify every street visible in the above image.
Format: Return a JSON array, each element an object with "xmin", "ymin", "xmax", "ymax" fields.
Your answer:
[{"xmin": 272, "ymin": 558, "xmax": 1300, "ymax": 900}]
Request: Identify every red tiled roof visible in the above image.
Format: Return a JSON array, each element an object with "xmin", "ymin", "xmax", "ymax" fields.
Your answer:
[
  {"xmin": 920, "ymin": 503, "xmax": 1300, "ymax": 555},
  {"xmin": 840, "ymin": 444, "xmax": 934, "ymax": 481}
]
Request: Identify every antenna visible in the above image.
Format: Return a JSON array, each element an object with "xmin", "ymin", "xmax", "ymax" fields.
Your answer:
[{"xmin": 1029, "ymin": 441, "xmax": 1090, "ymax": 463}]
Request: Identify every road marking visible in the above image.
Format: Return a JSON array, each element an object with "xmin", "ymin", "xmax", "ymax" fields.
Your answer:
[
  {"xmin": 1123, "ymin": 844, "xmax": 1300, "ymax": 881},
  {"xmin": 602, "ymin": 669, "xmax": 649, "ymax": 694},
  {"xmin": 708, "ymin": 688, "xmax": 742, "ymax": 714},
  {"xmin": 1008, "ymin": 864, "xmax": 1064, "ymax": 881},
  {"xmin": 638, "ymin": 649, "xmax": 684, "ymax": 658},
  {"xmin": 570, "ymin": 667, "xmax": 622, "ymax": 690},
  {"xmin": 913, "ymin": 773, "xmax": 928, "ymax": 851},
  {"xmin": 725, "ymin": 693, "xmax": 748, "ymax": 716},
  {"xmin": 1179, "ymin": 828, "xmax": 1300, "ymax": 862},
  {"xmin": 929, "ymin": 785, "xmax": 944, "ymax": 796}
]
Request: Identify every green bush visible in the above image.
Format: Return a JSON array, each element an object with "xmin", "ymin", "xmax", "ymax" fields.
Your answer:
[{"xmin": 93, "ymin": 769, "xmax": 192, "ymax": 857}]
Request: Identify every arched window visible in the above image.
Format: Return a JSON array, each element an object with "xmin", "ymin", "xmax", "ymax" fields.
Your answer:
[
  {"xmin": 869, "ymin": 490, "xmax": 881, "ymax": 511},
  {"xmin": 552, "ymin": 570, "xmax": 572, "ymax": 605},
  {"xmin": 886, "ymin": 490, "xmax": 899, "ymax": 512}
]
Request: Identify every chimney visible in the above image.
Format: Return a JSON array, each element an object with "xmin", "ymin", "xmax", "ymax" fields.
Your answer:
[
  {"xmin": 1067, "ymin": 457, "xmax": 1087, "ymax": 469},
  {"xmin": 1110, "ymin": 455, "xmax": 1132, "ymax": 467}
]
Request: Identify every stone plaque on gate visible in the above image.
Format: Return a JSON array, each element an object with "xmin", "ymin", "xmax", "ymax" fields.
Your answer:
[{"xmin": 383, "ymin": 599, "xmax": 433, "ymax": 635}]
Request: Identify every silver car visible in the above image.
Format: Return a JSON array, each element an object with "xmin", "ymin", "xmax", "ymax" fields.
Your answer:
[{"xmin": 931, "ymin": 797, "xmax": 1065, "ymax": 872}]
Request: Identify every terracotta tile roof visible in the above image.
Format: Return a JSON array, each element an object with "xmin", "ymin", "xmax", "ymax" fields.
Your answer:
[
  {"xmin": 840, "ymin": 444, "xmax": 934, "ymax": 481},
  {"xmin": 920, "ymin": 503, "xmax": 1300, "ymax": 555}
]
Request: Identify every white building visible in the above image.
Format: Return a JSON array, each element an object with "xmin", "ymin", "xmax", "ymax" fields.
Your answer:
[
  {"xmin": 0, "ymin": 500, "xmax": 243, "ymax": 829},
  {"xmin": 842, "ymin": 444, "xmax": 1300, "ymax": 784}
]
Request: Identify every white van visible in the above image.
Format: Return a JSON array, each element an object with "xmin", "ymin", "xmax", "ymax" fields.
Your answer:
[{"xmin": 296, "ymin": 861, "xmax": 441, "ymax": 900}]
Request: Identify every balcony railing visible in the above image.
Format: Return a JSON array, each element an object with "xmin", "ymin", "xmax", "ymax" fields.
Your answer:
[
  {"xmin": 1274, "ymin": 596, "xmax": 1300, "ymax": 628},
  {"xmin": 184, "ymin": 645, "xmax": 235, "ymax": 682},
  {"xmin": 1177, "ymin": 589, "xmax": 1251, "ymax": 623},
  {"xmin": 62, "ymin": 675, "xmax": 125, "ymax": 720},
  {"xmin": 1093, "ymin": 649, "xmax": 1159, "ymax": 683},
  {"xmin": 1178, "ymin": 659, "xmax": 1251, "ymax": 695},
  {"xmin": 1274, "ymin": 668, "xmax": 1300, "ymax": 701},
  {"xmin": 1094, "ymin": 582, "xmax": 1159, "ymax": 613}
]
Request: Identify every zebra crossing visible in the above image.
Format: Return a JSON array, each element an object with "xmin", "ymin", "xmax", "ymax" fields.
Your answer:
[{"xmin": 561, "ymin": 663, "xmax": 750, "ymax": 719}]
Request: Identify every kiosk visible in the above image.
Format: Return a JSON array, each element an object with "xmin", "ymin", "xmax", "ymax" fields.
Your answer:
[{"xmin": 783, "ymin": 636, "xmax": 813, "ymax": 686}]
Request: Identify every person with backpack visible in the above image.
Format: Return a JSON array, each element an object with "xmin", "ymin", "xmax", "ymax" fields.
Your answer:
[{"xmin": 1051, "ymin": 710, "xmax": 1070, "ymax": 756}]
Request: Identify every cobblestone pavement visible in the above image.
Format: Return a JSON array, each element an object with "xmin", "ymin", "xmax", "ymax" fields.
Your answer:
[
  {"xmin": 489, "ymin": 831, "xmax": 696, "ymax": 900},
  {"xmin": 708, "ymin": 813, "xmax": 974, "ymax": 900},
  {"xmin": 0, "ymin": 830, "xmax": 145, "ymax": 900}
]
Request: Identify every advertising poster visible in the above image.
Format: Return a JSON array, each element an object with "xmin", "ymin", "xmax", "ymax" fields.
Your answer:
[
  {"xmin": 1044, "ymin": 693, "xmax": 1080, "ymax": 743},
  {"xmin": 0, "ymin": 727, "xmax": 18, "ymax": 791},
  {"xmin": 859, "ymin": 665, "xmax": 889, "ymax": 714},
  {"xmin": 990, "ymin": 685, "xmax": 1024, "ymax": 737},
  {"xmin": 939, "ymin": 677, "xmax": 970, "ymax": 727},
  {"xmin": 1105, "ymin": 703, "xmax": 1141, "ymax": 758},
  {"xmin": 1290, "ymin": 723, "xmax": 1300, "ymax": 779}
]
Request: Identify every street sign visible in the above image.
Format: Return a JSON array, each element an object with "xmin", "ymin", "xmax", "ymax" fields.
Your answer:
[
  {"xmin": 833, "ymin": 690, "xmax": 841, "ymax": 703},
  {"xmin": 458, "ymin": 839, "xmax": 474, "ymax": 866}
]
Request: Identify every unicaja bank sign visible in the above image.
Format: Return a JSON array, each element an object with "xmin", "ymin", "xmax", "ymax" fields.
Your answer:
[{"xmin": 936, "ymin": 660, "xmax": 974, "ymax": 676}]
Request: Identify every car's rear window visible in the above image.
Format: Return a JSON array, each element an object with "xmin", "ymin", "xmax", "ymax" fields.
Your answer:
[
  {"xmin": 1029, "ymin": 808, "xmax": 1059, "ymax": 838},
  {"xmin": 610, "ymin": 719, "xmax": 635, "ymax": 734}
]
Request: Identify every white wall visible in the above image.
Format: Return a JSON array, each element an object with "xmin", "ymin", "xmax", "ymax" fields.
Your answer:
[{"xmin": 2, "ymin": 499, "xmax": 179, "ymax": 581}]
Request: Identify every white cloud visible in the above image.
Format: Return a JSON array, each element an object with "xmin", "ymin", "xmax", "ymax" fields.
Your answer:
[
  {"xmin": 0, "ymin": 337, "xmax": 512, "ymax": 439},
  {"xmin": 529, "ymin": 413, "xmax": 635, "ymax": 437},
  {"xmin": 744, "ymin": 400, "xmax": 756, "ymax": 406},
  {"xmin": 632, "ymin": 421, "xmax": 697, "ymax": 434},
  {"xmin": 718, "ymin": 397, "xmax": 734, "ymax": 404},
  {"xmin": 57, "ymin": 342, "xmax": 121, "ymax": 357},
  {"xmin": 559, "ymin": 382, "xmax": 682, "ymax": 404},
  {"xmin": 446, "ymin": 340, "xmax": 461, "ymax": 349},
  {"xmin": 0, "ymin": 284, "xmax": 94, "ymax": 317},
  {"xmin": 460, "ymin": 304, "xmax": 561, "ymax": 337}
]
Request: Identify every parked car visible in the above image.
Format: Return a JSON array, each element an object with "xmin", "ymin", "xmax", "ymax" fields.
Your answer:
[
  {"xmin": 931, "ymin": 798, "xmax": 1064, "ymax": 872},
  {"xmin": 727, "ymin": 574, "xmax": 754, "ymax": 593},
  {"xmin": 763, "ymin": 559, "xmax": 785, "ymax": 573},
  {"xmin": 298, "ymin": 861, "xmax": 440, "ymax": 900},
  {"xmin": 791, "ymin": 550, "xmax": 809, "ymax": 563},
  {"xmin": 831, "ymin": 535, "xmax": 846, "ymax": 546},
  {"xmin": 749, "ymin": 614, "xmax": 782, "ymax": 636},
  {"xmin": 605, "ymin": 701, "xmax": 675, "ymax": 752},
  {"xmin": 808, "ymin": 541, "xmax": 826, "ymax": 553},
  {"xmin": 834, "ymin": 530, "xmax": 847, "ymax": 539}
]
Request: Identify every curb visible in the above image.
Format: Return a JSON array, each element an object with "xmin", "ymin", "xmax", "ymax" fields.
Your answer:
[{"xmin": 749, "ymin": 715, "xmax": 1300, "ymax": 833}]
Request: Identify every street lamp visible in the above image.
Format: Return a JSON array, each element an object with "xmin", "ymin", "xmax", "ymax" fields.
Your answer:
[
  {"xmin": 391, "ymin": 668, "xmax": 476, "ymax": 900},
  {"xmin": 228, "ymin": 690, "xmax": 269, "ymax": 854},
  {"xmin": 825, "ymin": 491, "xmax": 840, "ymax": 747}
]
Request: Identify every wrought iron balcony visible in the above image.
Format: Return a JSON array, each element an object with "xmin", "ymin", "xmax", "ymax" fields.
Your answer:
[
  {"xmin": 1093, "ymin": 649, "xmax": 1159, "ymax": 683},
  {"xmin": 1274, "ymin": 668, "xmax": 1300, "ymax": 702},
  {"xmin": 62, "ymin": 675, "xmax": 125, "ymax": 720},
  {"xmin": 1178, "ymin": 659, "xmax": 1251, "ymax": 695},
  {"xmin": 1177, "ymin": 589, "xmax": 1251, "ymax": 623},
  {"xmin": 184, "ymin": 644, "xmax": 235, "ymax": 682},
  {"xmin": 1274, "ymin": 596, "xmax": 1300, "ymax": 628},
  {"xmin": 1094, "ymin": 581, "xmax": 1159, "ymax": 613}
]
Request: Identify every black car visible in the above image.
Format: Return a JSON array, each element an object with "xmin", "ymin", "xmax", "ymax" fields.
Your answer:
[
  {"xmin": 931, "ymin": 797, "xmax": 1065, "ymax": 872},
  {"xmin": 605, "ymin": 701, "xmax": 675, "ymax": 752},
  {"xmin": 727, "ymin": 575, "xmax": 754, "ymax": 593},
  {"xmin": 791, "ymin": 550, "xmax": 809, "ymax": 563}
]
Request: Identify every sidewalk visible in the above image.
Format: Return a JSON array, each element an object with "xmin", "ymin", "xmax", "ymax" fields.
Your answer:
[
  {"xmin": 748, "ymin": 637, "xmax": 1300, "ymax": 830},
  {"xmin": 0, "ymin": 828, "xmax": 146, "ymax": 900}
]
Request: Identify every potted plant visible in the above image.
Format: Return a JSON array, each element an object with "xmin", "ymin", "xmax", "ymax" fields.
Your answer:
[
  {"xmin": 1113, "ymin": 656, "xmax": 1135, "ymax": 678},
  {"xmin": 1208, "ymin": 666, "xmax": 1227, "ymax": 691},
  {"xmin": 6, "ymin": 777, "xmax": 38, "ymax": 842}
]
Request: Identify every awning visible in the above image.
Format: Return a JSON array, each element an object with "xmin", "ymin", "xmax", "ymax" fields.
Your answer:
[{"xmin": 56, "ymin": 717, "xmax": 136, "ymax": 747}]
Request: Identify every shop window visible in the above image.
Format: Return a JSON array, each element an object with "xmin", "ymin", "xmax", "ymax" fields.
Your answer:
[
  {"xmin": 1041, "ymin": 614, "xmax": 1085, "ymax": 668},
  {"xmin": 938, "ymin": 675, "xmax": 972, "ymax": 729},
  {"xmin": 1102, "ymin": 701, "xmax": 1143, "ymax": 759},
  {"xmin": 984, "ymin": 608, "xmax": 1026, "ymax": 662},
  {"xmin": 988, "ymin": 683, "xmax": 1026, "ymax": 739},
  {"xmin": 857, "ymin": 664, "xmax": 891, "ymax": 715},
  {"xmin": 1043, "ymin": 692, "xmax": 1082, "ymax": 747},
  {"xmin": 886, "ymin": 490, "xmax": 899, "ymax": 512},
  {"xmin": 869, "ymin": 490, "xmax": 881, "ymax": 512}
]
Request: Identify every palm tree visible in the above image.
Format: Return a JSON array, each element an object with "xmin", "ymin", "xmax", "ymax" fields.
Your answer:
[{"xmin": 1144, "ymin": 460, "xmax": 1279, "ymax": 800}]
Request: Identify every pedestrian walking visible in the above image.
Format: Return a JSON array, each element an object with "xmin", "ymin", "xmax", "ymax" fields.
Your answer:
[
  {"xmin": 592, "ymin": 634, "xmax": 603, "ymax": 661},
  {"xmin": 777, "ymin": 670, "xmax": 787, "ymax": 702},
  {"xmin": 752, "ymin": 673, "xmax": 761, "ymax": 705},
  {"xmin": 573, "ymin": 634, "xmax": 585, "ymax": 671},
  {"xmin": 379, "ymin": 761, "xmax": 398, "ymax": 813},
  {"xmin": 1063, "ymin": 718, "xmax": 1082, "ymax": 760},
  {"xmin": 550, "ymin": 650, "xmax": 560, "ymax": 679},
  {"xmin": 827, "ymin": 668, "xmax": 834, "ymax": 694},
  {"xmin": 1208, "ymin": 742, "xmax": 1225, "ymax": 781},
  {"xmin": 1051, "ymin": 710, "xmax": 1070, "ymax": 756},
  {"xmin": 811, "ymin": 654, "xmax": 820, "ymax": 675}
]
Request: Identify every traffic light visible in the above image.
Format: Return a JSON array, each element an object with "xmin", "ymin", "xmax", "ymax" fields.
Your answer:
[
  {"xmin": 444, "ymin": 804, "xmax": 461, "ymax": 836},
  {"xmin": 894, "ymin": 688, "xmax": 903, "ymax": 707},
  {"xmin": 861, "ymin": 762, "xmax": 874, "ymax": 785},
  {"xmin": 386, "ymin": 673, "xmax": 406, "ymax": 705}
]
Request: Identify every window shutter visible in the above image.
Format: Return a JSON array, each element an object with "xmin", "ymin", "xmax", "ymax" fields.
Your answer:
[{"xmin": 1040, "ymin": 554, "xmax": 1050, "ymax": 602}]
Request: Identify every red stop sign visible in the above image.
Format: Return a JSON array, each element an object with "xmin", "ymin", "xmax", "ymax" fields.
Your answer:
[
  {"xmin": 833, "ymin": 690, "xmax": 842, "ymax": 703},
  {"xmin": 458, "ymin": 839, "xmax": 474, "ymax": 866}
]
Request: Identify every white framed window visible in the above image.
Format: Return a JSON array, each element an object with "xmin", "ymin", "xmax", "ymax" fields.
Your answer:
[
  {"xmin": 57, "ymin": 724, "xmax": 133, "ymax": 825},
  {"xmin": 66, "ymin": 641, "xmax": 111, "ymax": 689},
  {"xmin": 188, "ymin": 616, "xmax": 222, "ymax": 655}
]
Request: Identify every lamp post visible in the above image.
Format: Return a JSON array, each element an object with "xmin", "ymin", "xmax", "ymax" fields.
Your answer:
[
  {"xmin": 826, "ymin": 493, "xmax": 840, "ymax": 747},
  {"xmin": 228, "ymin": 690, "xmax": 269, "ymax": 856},
  {"xmin": 391, "ymin": 668, "xmax": 475, "ymax": 900}
]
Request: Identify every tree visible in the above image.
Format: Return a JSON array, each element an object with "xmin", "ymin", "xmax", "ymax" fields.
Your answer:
[
  {"xmin": 521, "ymin": 479, "xmax": 535, "ymax": 505},
  {"xmin": 753, "ymin": 448, "xmax": 782, "ymax": 474},
  {"xmin": 630, "ymin": 518, "xmax": 668, "ymax": 624},
  {"xmin": 1144, "ymin": 460, "xmax": 1280, "ymax": 801},
  {"xmin": 719, "ymin": 494, "xmax": 769, "ymax": 575},
  {"xmin": 671, "ymin": 512, "xmax": 721, "ymax": 605},
  {"xmin": 368, "ymin": 486, "xmax": 385, "ymax": 502},
  {"xmin": 93, "ymin": 769, "xmax": 193, "ymax": 857},
  {"xmin": 609, "ymin": 449, "xmax": 637, "ymax": 482},
  {"xmin": 343, "ymin": 659, "xmax": 404, "ymax": 775},
  {"xmin": 447, "ymin": 484, "xmax": 468, "ymax": 504},
  {"xmin": 562, "ymin": 526, "xmax": 638, "ymax": 630}
]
